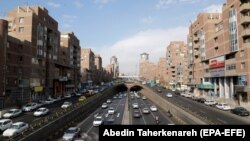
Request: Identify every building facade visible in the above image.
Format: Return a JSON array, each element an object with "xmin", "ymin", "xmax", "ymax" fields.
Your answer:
[
  {"xmin": 58, "ymin": 32, "xmax": 81, "ymax": 95},
  {"xmin": 166, "ymin": 41, "xmax": 188, "ymax": 89},
  {"xmin": 110, "ymin": 56, "xmax": 119, "ymax": 78},
  {"xmin": 139, "ymin": 53, "xmax": 157, "ymax": 81},
  {"xmin": 188, "ymin": 0, "xmax": 250, "ymax": 106},
  {"xmin": 156, "ymin": 58, "xmax": 168, "ymax": 85},
  {"xmin": 80, "ymin": 48, "xmax": 95, "ymax": 84}
]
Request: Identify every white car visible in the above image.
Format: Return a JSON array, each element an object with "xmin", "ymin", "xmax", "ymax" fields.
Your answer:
[
  {"xmin": 204, "ymin": 100, "xmax": 217, "ymax": 106},
  {"xmin": 142, "ymin": 96, "xmax": 147, "ymax": 100},
  {"xmin": 33, "ymin": 107, "xmax": 49, "ymax": 117},
  {"xmin": 3, "ymin": 109, "xmax": 22, "ymax": 118},
  {"xmin": 106, "ymin": 99, "xmax": 112, "ymax": 104},
  {"xmin": 108, "ymin": 107, "xmax": 115, "ymax": 114},
  {"xmin": 64, "ymin": 94, "xmax": 72, "ymax": 98},
  {"xmin": 61, "ymin": 102, "xmax": 72, "ymax": 109},
  {"xmin": 142, "ymin": 108, "xmax": 150, "ymax": 114},
  {"xmin": 101, "ymin": 103, "xmax": 108, "ymax": 109},
  {"xmin": 150, "ymin": 105, "xmax": 158, "ymax": 112},
  {"xmin": 216, "ymin": 103, "xmax": 232, "ymax": 110},
  {"xmin": 62, "ymin": 127, "xmax": 80, "ymax": 141},
  {"xmin": 93, "ymin": 116, "xmax": 103, "ymax": 126},
  {"xmin": 2, "ymin": 122, "xmax": 29, "ymax": 137},
  {"xmin": 132, "ymin": 103, "xmax": 139, "ymax": 109},
  {"xmin": 0, "ymin": 119, "xmax": 13, "ymax": 131},
  {"xmin": 166, "ymin": 93, "xmax": 173, "ymax": 98},
  {"xmin": 22, "ymin": 103, "xmax": 38, "ymax": 112}
]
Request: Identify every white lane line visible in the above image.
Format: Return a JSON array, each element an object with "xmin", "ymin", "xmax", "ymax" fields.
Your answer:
[
  {"xmin": 86, "ymin": 126, "xmax": 93, "ymax": 134},
  {"xmin": 109, "ymin": 94, "xmax": 123, "ymax": 120},
  {"xmin": 117, "ymin": 113, "xmax": 120, "ymax": 118}
]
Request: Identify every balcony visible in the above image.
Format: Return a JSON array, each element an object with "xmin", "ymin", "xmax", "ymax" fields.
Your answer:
[
  {"xmin": 193, "ymin": 43, "xmax": 199, "ymax": 49},
  {"xmin": 241, "ymin": 16, "xmax": 250, "ymax": 25},
  {"xmin": 241, "ymin": 28, "xmax": 250, "ymax": 37},
  {"xmin": 194, "ymin": 50, "xmax": 199, "ymax": 56},
  {"xmin": 225, "ymin": 58, "xmax": 236, "ymax": 65},
  {"xmin": 242, "ymin": 42, "xmax": 250, "ymax": 49},
  {"xmin": 240, "ymin": 3, "xmax": 250, "ymax": 13},
  {"xmin": 193, "ymin": 36, "xmax": 199, "ymax": 42}
]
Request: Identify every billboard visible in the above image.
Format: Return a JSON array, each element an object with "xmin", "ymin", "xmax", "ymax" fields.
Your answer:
[
  {"xmin": 210, "ymin": 67, "xmax": 225, "ymax": 77},
  {"xmin": 209, "ymin": 56, "xmax": 225, "ymax": 69}
]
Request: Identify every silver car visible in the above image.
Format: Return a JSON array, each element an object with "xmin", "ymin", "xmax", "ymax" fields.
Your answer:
[{"xmin": 62, "ymin": 127, "xmax": 80, "ymax": 141}]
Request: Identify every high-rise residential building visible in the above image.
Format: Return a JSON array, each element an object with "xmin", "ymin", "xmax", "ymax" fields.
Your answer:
[
  {"xmin": 93, "ymin": 54, "xmax": 103, "ymax": 84},
  {"xmin": 166, "ymin": 41, "xmax": 188, "ymax": 89},
  {"xmin": 201, "ymin": 0, "xmax": 250, "ymax": 106},
  {"xmin": 110, "ymin": 56, "xmax": 119, "ymax": 78},
  {"xmin": 187, "ymin": 13, "xmax": 221, "ymax": 95},
  {"xmin": 59, "ymin": 32, "xmax": 81, "ymax": 94},
  {"xmin": 3, "ymin": 6, "xmax": 60, "ymax": 103},
  {"xmin": 80, "ymin": 48, "xmax": 95, "ymax": 83},
  {"xmin": 94, "ymin": 54, "xmax": 102, "ymax": 70},
  {"xmin": 156, "ymin": 58, "xmax": 168, "ymax": 85},
  {"xmin": 139, "ymin": 53, "xmax": 157, "ymax": 81}
]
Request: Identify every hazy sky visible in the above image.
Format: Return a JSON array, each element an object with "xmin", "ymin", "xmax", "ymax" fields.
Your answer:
[{"xmin": 0, "ymin": 0, "xmax": 225, "ymax": 74}]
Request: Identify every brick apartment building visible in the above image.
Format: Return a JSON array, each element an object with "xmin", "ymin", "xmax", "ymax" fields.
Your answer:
[
  {"xmin": 166, "ymin": 41, "xmax": 188, "ymax": 89},
  {"xmin": 0, "ymin": 6, "xmax": 82, "ymax": 107},
  {"xmin": 139, "ymin": 53, "xmax": 157, "ymax": 81},
  {"xmin": 188, "ymin": 0, "xmax": 250, "ymax": 106}
]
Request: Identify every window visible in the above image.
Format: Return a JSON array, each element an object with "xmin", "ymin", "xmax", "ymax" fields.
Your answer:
[
  {"xmin": 215, "ymin": 47, "xmax": 218, "ymax": 53},
  {"xmin": 241, "ymin": 62, "xmax": 245, "ymax": 69},
  {"xmin": 226, "ymin": 64, "xmax": 236, "ymax": 70},
  {"xmin": 19, "ymin": 27, "xmax": 24, "ymax": 33},
  {"xmin": 19, "ymin": 56, "xmax": 23, "ymax": 62},
  {"xmin": 19, "ymin": 17, "xmax": 24, "ymax": 23}
]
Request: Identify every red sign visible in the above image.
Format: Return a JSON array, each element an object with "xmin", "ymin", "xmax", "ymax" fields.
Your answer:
[{"xmin": 209, "ymin": 56, "xmax": 225, "ymax": 69}]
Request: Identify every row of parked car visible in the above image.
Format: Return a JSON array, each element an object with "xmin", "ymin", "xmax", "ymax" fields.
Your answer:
[{"xmin": 178, "ymin": 92, "xmax": 250, "ymax": 116}]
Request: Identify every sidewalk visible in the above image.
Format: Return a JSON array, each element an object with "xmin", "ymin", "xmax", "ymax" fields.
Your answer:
[{"xmin": 122, "ymin": 95, "xmax": 130, "ymax": 125}]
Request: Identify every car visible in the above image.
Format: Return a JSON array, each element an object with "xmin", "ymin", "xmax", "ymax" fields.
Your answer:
[
  {"xmin": 216, "ymin": 103, "xmax": 232, "ymax": 110},
  {"xmin": 0, "ymin": 119, "xmax": 13, "ymax": 132},
  {"xmin": 133, "ymin": 110, "xmax": 141, "ymax": 118},
  {"xmin": 106, "ymin": 99, "xmax": 112, "ymax": 104},
  {"xmin": 93, "ymin": 116, "xmax": 103, "ymax": 126},
  {"xmin": 22, "ymin": 103, "xmax": 38, "ymax": 112},
  {"xmin": 108, "ymin": 107, "xmax": 115, "ymax": 114},
  {"xmin": 204, "ymin": 100, "xmax": 217, "ymax": 106},
  {"xmin": 157, "ymin": 89, "xmax": 162, "ymax": 93},
  {"xmin": 33, "ymin": 107, "xmax": 49, "ymax": 117},
  {"xmin": 64, "ymin": 94, "xmax": 72, "ymax": 98},
  {"xmin": 113, "ymin": 96, "xmax": 118, "ymax": 99},
  {"xmin": 2, "ymin": 122, "xmax": 29, "ymax": 137},
  {"xmin": 75, "ymin": 93, "xmax": 82, "ymax": 96},
  {"xmin": 150, "ymin": 105, "xmax": 158, "ymax": 112},
  {"xmin": 62, "ymin": 127, "xmax": 80, "ymax": 141},
  {"xmin": 132, "ymin": 103, "xmax": 139, "ymax": 109},
  {"xmin": 142, "ymin": 96, "xmax": 147, "ymax": 100},
  {"xmin": 101, "ymin": 103, "xmax": 108, "ymax": 109},
  {"xmin": 142, "ymin": 108, "xmax": 150, "ymax": 114},
  {"xmin": 3, "ymin": 109, "xmax": 22, "ymax": 118},
  {"xmin": 196, "ymin": 98, "xmax": 206, "ymax": 103},
  {"xmin": 166, "ymin": 93, "xmax": 173, "ymax": 98},
  {"xmin": 103, "ymin": 118, "xmax": 115, "ymax": 125},
  {"xmin": 61, "ymin": 102, "xmax": 72, "ymax": 109},
  {"xmin": 78, "ymin": 96, "xmax": 86, "ymax": 102},
  {"xmin": 42, "ymin": 99, "xmax": 54, "ymax": 105},
  {"xmin": 231, "ymin": 107, "xmax": 250, "ymax": 116},
  {"xmin": 130, "ymin": 96, "xmax": 134, "ymax": 99}
]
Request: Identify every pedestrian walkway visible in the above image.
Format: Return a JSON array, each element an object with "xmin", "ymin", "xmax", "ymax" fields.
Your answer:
[{"xmin": 122, "ymin": 94, "xmax": 130, "ymax": 125}]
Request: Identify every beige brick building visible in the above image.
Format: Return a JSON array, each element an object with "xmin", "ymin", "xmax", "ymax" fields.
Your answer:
[
  {"xmin": 139, "ymin": 53, "xmax": 157, "ymax": 81},
  {"xmin": 188, "ymin": 0, "xmax": 250, "ymax": 106},
  {"xmin": 80, "ymin": 48, "xmax": 95, "ymax": 83},
  {"xmin": 156, "ymin": 57, "xmax": 168, "ymax": 85},
  {"xmin": 166, "ymin": 41, "xmax": 188, "ymax": 89}
]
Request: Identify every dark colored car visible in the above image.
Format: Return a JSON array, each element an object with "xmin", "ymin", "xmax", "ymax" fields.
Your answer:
[
  {"xmin": 133, "ymin": 110, "xmax": 141, "ymax": 118},
  {"xmin": 197, "ymin": 98, "xmax": 206, "ymax": 103},
  {"xmin": 231, "ymin": 107, "xmax": 249, "ymax": 116},
  {"xmin": 157, "ymin": 89, "xmax": 162, "ymax": 93}
]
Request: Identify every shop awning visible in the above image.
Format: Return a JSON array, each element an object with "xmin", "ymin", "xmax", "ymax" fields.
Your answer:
[{"xmin": 198, "ymin": 82, "xmax": 214, "ymax": 89}]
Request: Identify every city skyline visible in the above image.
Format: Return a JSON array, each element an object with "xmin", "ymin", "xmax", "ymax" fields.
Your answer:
[{"xmin": 0, "ymin": 0, "xmax": 224, "ymax": 74}]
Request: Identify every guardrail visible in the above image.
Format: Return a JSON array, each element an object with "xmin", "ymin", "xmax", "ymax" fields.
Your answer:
[{"xmin": 8, "ymin": 84, "xmax": 124, "ymax": 141}]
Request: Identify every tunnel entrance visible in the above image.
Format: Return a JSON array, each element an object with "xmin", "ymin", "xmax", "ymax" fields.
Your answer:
[
  {"xmin": 130, "ymin": 85, "xmax": 143, "ymax": 92},
  {"xmin": 115, "ymin": 84, "xmax": 143, "ymax": 93}
]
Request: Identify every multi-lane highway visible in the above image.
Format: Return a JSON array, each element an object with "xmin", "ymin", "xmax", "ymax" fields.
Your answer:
[{"xmin": 149, "ymin": 85, "xmax": 250, "ymax": 124}]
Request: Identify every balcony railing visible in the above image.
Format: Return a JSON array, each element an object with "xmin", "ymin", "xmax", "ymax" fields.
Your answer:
[
  {"xmin": 241, "ymin": 28, "xmax": 250, "ymax": 37},
  {"xmin": 241, "ymin": 16, "xmax": 250, "ymax": 25},
  {"xmin": 240, "ymin": 3, "xmax": 250, "ymax": 13}
]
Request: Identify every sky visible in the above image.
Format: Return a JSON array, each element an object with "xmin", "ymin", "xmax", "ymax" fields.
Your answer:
[{"xmin": 0, "ymin": 0, "xmax": 225, "ymax": 75}]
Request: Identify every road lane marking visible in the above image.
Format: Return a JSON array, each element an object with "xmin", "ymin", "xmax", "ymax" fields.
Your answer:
[
  {"xmin": 117, "ymin": 113, "xmax": 120, "ymax": 118},
  {"xmin": 135, "ymin": 96, "xmax": 147, "ymax": 125},
  {"xmin": 86, "ymin": 126, "xmax": 93, "ymax": 134},
  {"xmin": 216, "ymin": 118, "xmax": 228, "ymax": 124}
]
